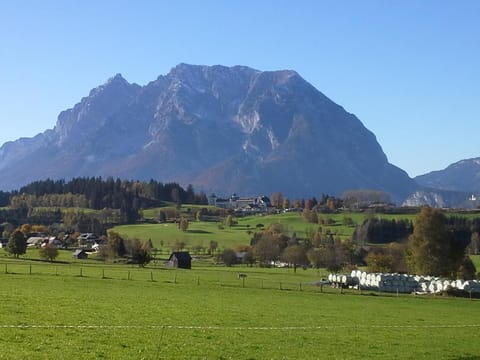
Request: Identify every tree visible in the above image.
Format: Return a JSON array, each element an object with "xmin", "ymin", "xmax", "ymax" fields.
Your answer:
[
  {"xmin": 125, "ymin": 238, "xmax": 152, "ymax": 267},
  {"xmin": 225, "ymin": 215, "xmax": 234, "ymax": 227},
  {"xmin": 208, "ymin": 240, "xmax": 218, "ymax": 255},
  {"xmin": 39, "ymin": 243, "xmax": 59, "ymax": 262},
  {"xmin": 469, "ymin": 232, "xmax": 480, "ymax": 255},
  {"xmin": 253, "ymin": 235, "xmax": 280, "ymax": 267},
  {"xmin": 19, "ymin": 224, "xmax": 32, "ymax": 236},
  {"xmin": 365, "ymin": 251, "xmax": 394, "ymax": 273},
  {"xmin": 6, "ymin": 230, "xmax": 27, "ymax": 258},
  {"xmin": 406, "ymin": 207, "xmax": 467, "ymax": 277},
  {"xmin": 281, "ymin": 244, "xmax": 308, "ymax": 273},
  {"xmin": 307, "ymin": 249, "xmax": 323, "ymax": 268},
  {"xmin": 457, "ymin": 256, "xmax": 477, "ymax": 280},
  {"xmin": 158, "ymin": 211, "xmax": 167, "ymax": 223},
  {"xmin": 107, "ymin": 231, "xmax": 126, "ymax": 258},
  {"xmin": 172, "ymin": 240, "xmax": 186, "ymax": 251},
  {"xmin": 171, "ymin": 188, "xmax": 181, "ymax": 208},
  {"xmin": 221, "ymin": 248, "xmax": 237, "ymax": 266},
  {"xmin": 271, "ymin": 192, "xmax": 284, "ymax": 209},
  {"xmin": 178, "ymin": 217, "xmax": 189, "ymax": 232}
]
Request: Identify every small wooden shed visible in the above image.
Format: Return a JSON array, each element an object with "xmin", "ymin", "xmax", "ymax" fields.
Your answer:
[{"xmin": 167, "ymin": 252, "xmax": 192, "ymax": 269}]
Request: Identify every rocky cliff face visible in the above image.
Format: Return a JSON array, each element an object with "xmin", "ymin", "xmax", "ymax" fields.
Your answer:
[{"xmin": 0, "ymin": 64, "xmax": 416, "ymax": 202}]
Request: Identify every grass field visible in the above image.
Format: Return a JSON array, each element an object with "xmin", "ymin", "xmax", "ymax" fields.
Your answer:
[
  {"xmin": 0, "ymin": 262, "xmax": 479, "ymax": 359},
  {"xmin": 112, "ymin": 211, "xmax": 419, "ymax": 250}
]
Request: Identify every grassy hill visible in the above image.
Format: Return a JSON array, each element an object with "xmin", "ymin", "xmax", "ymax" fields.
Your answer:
[{"xmin": 112, "ymin": 209, "xmax": 417, "ymax": 250}]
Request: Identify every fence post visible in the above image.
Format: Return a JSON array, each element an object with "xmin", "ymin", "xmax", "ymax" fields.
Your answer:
[
  {"xmin": 174, "ymin": 274, "xmax": 177, "ymax": 284},
  {"xmin": 150, "ymin": 271, "xmax": 154, "ymax": 282},
  {"xmin": 102, "ymin": 269, "xmax": 105, "ymax": 279},
  {"xmin": 197, "ymin": 276, "xmax": 200, "ymax": 286},
  {"xmin": 128, "ymin": 271, "xmax": 131, "ymax": 280},
  {"xmin": 80, "ymin": 267, "xmax": 83, "ymax": 277},
  {"xmin": 29, "ymin": 264, "xmax": 32, "ymax": 275},
  {"xmin": 55, "ymin": 267, "xmax": 58, "ymax": 276}
]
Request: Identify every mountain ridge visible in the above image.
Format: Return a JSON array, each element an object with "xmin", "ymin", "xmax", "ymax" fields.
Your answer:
[
  {"xmin": 0, "ymin": 64, "xmax": 416, "ymax": 202},
  {"xmin": 415, "ymin": 157, "xmax": 480, "ymax": 192}
]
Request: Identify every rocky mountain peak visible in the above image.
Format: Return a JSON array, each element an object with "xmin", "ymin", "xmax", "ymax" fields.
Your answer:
[{"xmin": 0, "ymin": 64, "xmax": 416, "ymax": 202}]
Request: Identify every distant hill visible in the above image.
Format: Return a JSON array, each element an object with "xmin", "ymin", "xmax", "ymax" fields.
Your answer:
[
  {"xmin": 402, "ymin": 158, "xmax": 480, "ymax": 208},
  {"xmin": 0, "ymin": 64, "xmax": 416, "ymax": 202},
  {"xmin": 415, "ymin": 158, "xmax": 480, "ymax": 192}
]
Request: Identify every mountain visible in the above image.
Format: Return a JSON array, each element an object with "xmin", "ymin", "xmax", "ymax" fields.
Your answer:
[
  {"xmin": 0, "ymin": 64, "xmax": 416, "ymax": 202},
  {"xmin": 415, "ymin": 158, "xmax": 480, "ymax": 192},
  {"xmin": 402, "ymin": 188, "xmax": 480, "ymax": 208}
]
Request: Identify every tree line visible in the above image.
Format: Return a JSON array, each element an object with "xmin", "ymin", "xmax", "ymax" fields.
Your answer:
[
  {"xmin": 0, "ymin": 177, "xmax": 208, "ymax": 225},
  {"xmin": 15, "ymin": 177, "xmax": 207, "ymax": 209}
]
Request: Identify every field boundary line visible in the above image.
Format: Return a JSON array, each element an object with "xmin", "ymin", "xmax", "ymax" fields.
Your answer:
[{"xmin": 1, "ymin": 324, "xmax": 479, "ymax": 330}]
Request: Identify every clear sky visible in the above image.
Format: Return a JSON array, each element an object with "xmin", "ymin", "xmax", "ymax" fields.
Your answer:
[{"xmin": 1, "ymin": 0, "xmax": 479, "ymax": 177}]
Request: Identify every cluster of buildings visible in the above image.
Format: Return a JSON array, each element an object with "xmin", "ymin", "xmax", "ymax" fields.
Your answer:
[{"xmin": 208, "ymin": 194, "xmax": 272, "ymax": 213}]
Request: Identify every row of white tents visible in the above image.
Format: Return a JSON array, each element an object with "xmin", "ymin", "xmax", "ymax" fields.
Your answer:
[{"xmin": 328, "ymin": 270, "xmax": 480, "ymax": 294}]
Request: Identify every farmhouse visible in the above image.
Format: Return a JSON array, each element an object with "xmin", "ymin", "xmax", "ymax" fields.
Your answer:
[
  {"xmin": 41, "ymin": 237, "xmax": 64, "ymax": 249},
  {"xmin": 27, "ymin": 236, "xmax": 48, "ymax": 247},
  {"xmin": 77, "ymin": 233, "xmax": 98, "ymax": 249},
  {"xmin": 208, "ymin": 193, "xmax": 271, "ymax": 212},
  {"xmin": 167, "ymin": 252, "xmax": 192, "ymax": 269}
]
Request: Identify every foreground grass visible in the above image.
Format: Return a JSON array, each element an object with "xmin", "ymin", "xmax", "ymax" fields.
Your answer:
[{"xmin": 0, "ymin": 265, "xmax": 479, "ymax": 359}]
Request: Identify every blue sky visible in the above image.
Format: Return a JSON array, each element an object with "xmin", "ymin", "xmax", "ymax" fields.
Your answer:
[{"xmin": 1, "ymin": 0, "xmax": 479, "ymax": 177}]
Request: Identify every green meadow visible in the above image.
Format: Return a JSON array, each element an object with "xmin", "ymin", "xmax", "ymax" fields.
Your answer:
[
  {"xmin": 112, "ymin": 210, "xmax": 418, "ymax": 250},
  {"xmin": 2, "ymin": 208, "xmax": 480, "ymax": 359},
  {"xmin": 0, "ymin": 263, "xmax": 479, "ymax": 359}
]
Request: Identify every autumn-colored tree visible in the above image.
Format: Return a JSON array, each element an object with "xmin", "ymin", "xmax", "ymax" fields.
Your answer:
[
  {"xmin": 281, "ymin": 244, "xmax": 308, "ymax": 273},
  {"xmin": 271, "ymin": 192, "xmax": 284, "ymax": 209},
  {"xmin": 253, "ymin": 235, "xmax": 280, "ymax": 267},
  {"xmin": 225, "ymin": 215, "xmax": 234, "ymax": 227},
  {"xmin": 178, "ymin": 217, "xmax": 189, "ymax": 232},
  {"xmin": 365, "ymin": 251, "xmax": 394, "ymax": 273},
  {"xmin": 19, "ymin": 224, "xmax": 32, "ymax": 236},
  {"xmin": 32, "ymin": 225, "xmax": 48, "ymax": 233},
  {"xmin": 39, "ymin": 243, "xmax": 59, "ymax": 262}
]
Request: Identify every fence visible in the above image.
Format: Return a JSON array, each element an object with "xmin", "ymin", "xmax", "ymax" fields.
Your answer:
[{"xmin": 0, "ymin": 262, "xmax": 338, "ymax": 294}]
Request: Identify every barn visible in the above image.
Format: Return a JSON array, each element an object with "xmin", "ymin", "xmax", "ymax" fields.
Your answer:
[{"xmin": 167, "ymin": 252, "xmax": 192, "ymax": 269}]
